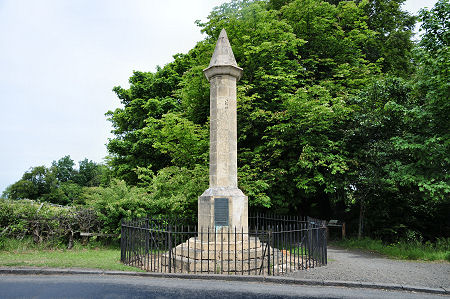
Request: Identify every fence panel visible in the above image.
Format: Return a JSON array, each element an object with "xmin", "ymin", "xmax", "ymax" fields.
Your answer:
[{"xmin": 121, "ymin": 214, "xmax": 327, "ymax": 276}]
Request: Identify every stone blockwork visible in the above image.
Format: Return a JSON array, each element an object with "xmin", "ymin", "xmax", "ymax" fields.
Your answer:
[
  {"xmin": 207, "ymin": 74, "xmax": 238, "ymax": 188},
  {"xmin": 159, "ymin": 236, "xmax": 295, "ymax": 274}
]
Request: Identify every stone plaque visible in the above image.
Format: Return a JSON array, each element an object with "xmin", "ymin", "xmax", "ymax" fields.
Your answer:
[{"xmin": 214, "ymin": 197, "xmax": 229, "ymax": 226}]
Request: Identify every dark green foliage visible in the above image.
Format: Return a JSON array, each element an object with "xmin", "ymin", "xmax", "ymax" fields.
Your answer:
[
  {"xmin": 72, "ymin": 159, "xmax": 103, "ymax": 187},
  {"xmin": 361, "ymin": 0, "xmax": 416, "ymax": 76},
  {"xmin": 52, "ymin": 156, "xmax": 75, "ymax": 183},
  {"xmin": 4, "ymin": 166, "xmax": 57, "ymax": 201},
  {"xmin": 3, "ymin": 156, "xmax": 110, "ymax": 205},
  {"xmin": 419, "ymin": 0, "xmax": 449, "ymax": 53},
  {"xmin": 355, "ymin": 0, "xmax": 450, "ymax": 241},
  {"xmin": 108, "ymin": 0, "xmax": 387, "ymax": 210},
  {"xmin": 344, "ymin": 58, "xmax": 449, "ymax": 241}
]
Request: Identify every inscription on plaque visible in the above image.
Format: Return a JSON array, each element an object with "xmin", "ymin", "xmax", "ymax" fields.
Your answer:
[{"xmin": 214, "ymin": 197, "xmax": 229, "ymax": 226}]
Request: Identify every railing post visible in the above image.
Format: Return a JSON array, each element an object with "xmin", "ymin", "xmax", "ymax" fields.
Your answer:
[
  {"xmin": 342, "ymin": 222, "xmax": 346, "ymax": 239},
  {"xmin": 168, "ymin": 224, "xmax": 172, "ymax": 273},
  {"xmin": 316, "ymin": 226, "xmax": 319, "ymax": 266},
  {"xmin": 267, "ymin": 229, "xmax": 271, "ymax": 275},
  {"xmin": 145, "ymin": 217, "xmax": 149, "ymax": 255},
  {"xmin": 120, "ymin": 219, "xmax": 124, "ymax": 262},
  {"xmin": 324, "ymin": 224, "xmax": 328, "ymax": 265}
]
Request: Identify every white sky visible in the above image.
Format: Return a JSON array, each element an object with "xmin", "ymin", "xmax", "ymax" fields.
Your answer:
[{"xmin": 0, "ymin": 0, "xmax": 437, "ymax": 193}]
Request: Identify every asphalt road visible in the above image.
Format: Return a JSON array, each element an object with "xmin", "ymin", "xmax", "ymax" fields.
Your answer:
[{"xmin": 0, "ymin": 274, "xmax": 447, "ymax": 299}]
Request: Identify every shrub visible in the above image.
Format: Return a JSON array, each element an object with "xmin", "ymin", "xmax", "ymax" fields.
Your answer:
[
  {"xmin": 0, "ymin": 198, "xmax": 99, "ymax": 247},
  {"xmin": 84, "ymin": 167, "xmax": 207, "ymax": 236},
  {"xmin": 83, "ymin": 180, "xmax": 151, "ymax": 236}
]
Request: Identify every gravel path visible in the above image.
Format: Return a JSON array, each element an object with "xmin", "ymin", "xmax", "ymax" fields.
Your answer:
[{"xmin": 289, "ymin": 246, "xmax": 450, "ymax": 289}]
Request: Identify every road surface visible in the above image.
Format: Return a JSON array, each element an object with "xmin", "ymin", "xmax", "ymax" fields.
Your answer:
[{"xmin": 0, "ymin": 274, "xmax": 446, "ymax": 299}]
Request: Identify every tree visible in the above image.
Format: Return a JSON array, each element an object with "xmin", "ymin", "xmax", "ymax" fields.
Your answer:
[
  {"xmin": 4, "ymin": 166, "xmax": 57, "ymax": 201},
  {"xmin": 73, "ymin": 159, "xmax": 103, "ymax": 187},
  {"xmin": 343, "ymin": 0, "xmax": 450, "ymax": 239},
  {"xmin": 419, "ymin": 0, "xmax": 449, "ymax": 53},
  {"xmin": 3, "ymin": 156, "xmax": 108, "ymax": 205},
  {"xmin": 345, "ymin": 78, "xmax": 415, "ymax": 240},
  {"xmin": 361, "ymin": 0, "xmax": 416, "ymax": 77},
  {"xmin": 106, "ymin": 62, "xmax": 191, "ymax": 184},
  {"xmin": 194, "ymin": 0, "xmax": 384, "ymax": 214},
  {"xmin": 51, "ymin": 155, "xmax": 75, "ymax": 183}
]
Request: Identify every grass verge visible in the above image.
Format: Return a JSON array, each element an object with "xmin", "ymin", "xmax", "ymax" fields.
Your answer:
[
  {"xmin": 0, "ymin": 237, "xmax": 145, "ymax": 272},
  {"xmin": 332, "ymin": 237, "xmax": 450, "ymax": 262}
]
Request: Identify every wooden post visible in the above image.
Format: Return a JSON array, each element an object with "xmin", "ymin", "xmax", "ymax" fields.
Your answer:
[{"xmin": 342, "ymin": 222, "xmax": 346, "ymax": 239}]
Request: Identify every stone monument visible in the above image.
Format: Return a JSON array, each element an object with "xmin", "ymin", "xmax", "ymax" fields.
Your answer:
[
  {"xmin": 198, "ymin": 28, "xmax": 248, "ymax": 234},
  {"xmin": 156, "ymin": 30, "xmax": 290, "ymax": 273}
]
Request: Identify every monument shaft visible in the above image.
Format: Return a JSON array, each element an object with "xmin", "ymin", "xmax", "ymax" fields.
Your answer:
[
  {"xmin": 209, "ymin": 74, "xmax": 237, "ymax": 188},
  {"xmin": 199, "ymin": 29, "xmax": 248, "ymax": 232}
]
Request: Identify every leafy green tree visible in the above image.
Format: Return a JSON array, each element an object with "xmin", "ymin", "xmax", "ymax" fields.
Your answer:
[
  {"xmin": 419, "ymin": 0, "xmax": 449, "ymax": 53},
  {"xmin": 73, "ymin": 159, "xmax": 103, "ymax": 187},
  {"xmin": 361, "ymin": 0, "xmax": 416, "ymax": 76},
  {"xmin": 345, "ymin": 77, "xmax": 415, "ymax": 239},
  {"xmin": 106, "ymin": 62, "xmax": 190, "ymax": 184},
  {"xmin": 51, "ymin": 156, "xmax": 75, "ymax": 183},
  {"xmin": 356, "ymin": 0, "xmax": 450, "ymax": 240},
  {"xmin": 345, "ymin": 0, "xmax": 449, "ymax": 238},
  {"xmin": 107, "ymin": 0, "xmax": 415, "ymax": 200},
  {"xmin": 4, "ymin": 156, "xmax": 108, "ymax": 205},
  {"xmin": 150, "ymin": 113, "xmax": 209, "ymax": 168},
  {"xmin": 2, "ymin": 180, "xmax": 35, "ymax": 200},
  {"xmin": 4, "ymin": 166, "xmax": 55, "ymax": 200},
  {"xmin": 196, "ymin": 0, "xmax": 384, "ymax": 213}
]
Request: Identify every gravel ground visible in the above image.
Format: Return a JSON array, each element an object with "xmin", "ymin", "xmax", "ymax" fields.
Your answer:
[{"xmin": 289, "ymin": 246, "xmax": 450, "ymax": 289}]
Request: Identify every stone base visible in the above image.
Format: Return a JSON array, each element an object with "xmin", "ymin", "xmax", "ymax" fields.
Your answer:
[
  {"xmin": 198, "ymin": 187, "xmax": 248, "ymax": 233},
  {"xmin": 157, "ymin": 236, "xmax": 301, "ymax": 274}
]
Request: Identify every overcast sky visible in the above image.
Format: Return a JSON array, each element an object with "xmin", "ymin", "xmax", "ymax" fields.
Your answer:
[{"xmin": 0, "ymin": 0, "xmax": 437, "ymax": 193}]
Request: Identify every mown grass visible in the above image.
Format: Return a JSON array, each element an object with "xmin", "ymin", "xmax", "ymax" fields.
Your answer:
[
  {"xmin": 0, "ymin": 237, "xmax": 145, "ymax": 272},
  {"xmin": 332, "ymin": 237, "xmax": 450, "ymax": 262}
]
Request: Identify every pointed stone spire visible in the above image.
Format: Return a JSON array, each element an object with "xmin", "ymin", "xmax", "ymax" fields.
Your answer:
[
  {"xmin": 208, "ymin": 29, "xmax": 238, "ymax": 67},
  {"xmin": 204, "ymin": 29, "xmax": 243, "ymax": 81}
]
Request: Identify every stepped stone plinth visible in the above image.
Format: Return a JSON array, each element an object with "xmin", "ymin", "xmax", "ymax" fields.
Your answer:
[{"xmin": 160, "ymin": 236, "xmax": 296, "ymax": 274}]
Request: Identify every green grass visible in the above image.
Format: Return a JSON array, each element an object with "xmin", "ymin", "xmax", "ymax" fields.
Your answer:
[
  {"xmin": 332, "ymin": 237, "xmax": 450, "ymax": 262},
  {"xmin": 0, "ymin": 237, "xmax": 145, "ymax": 272}
]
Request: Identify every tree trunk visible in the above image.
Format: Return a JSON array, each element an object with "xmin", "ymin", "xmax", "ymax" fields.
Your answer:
[
  {"xmin": 67, "ymin": 231, "xmax": 74, "ymax": 249},
  {"xmin": 358, "ymin": 200, "xmax": 365, "ymax": 239}
]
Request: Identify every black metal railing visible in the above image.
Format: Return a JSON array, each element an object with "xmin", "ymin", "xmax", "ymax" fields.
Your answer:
[
  {"xmin": 249, "ymin": 213, "xmax": 307, "ymax": 230},
  {"xmin": 121, "ymin": 214, "xmax": 327, "ymax": 276}
]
